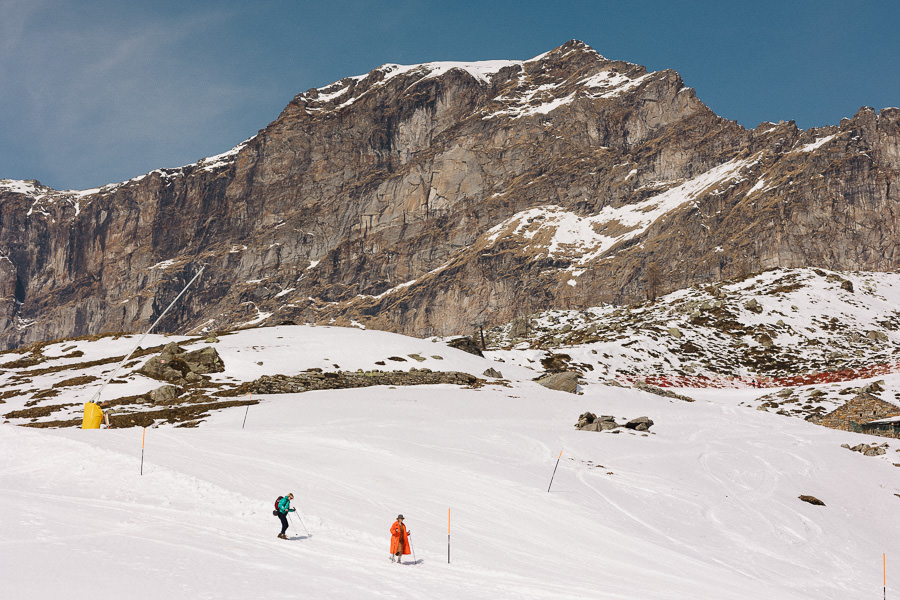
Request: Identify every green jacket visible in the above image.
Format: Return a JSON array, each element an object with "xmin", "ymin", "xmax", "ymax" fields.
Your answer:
[{"xmin": 277, "ymin": 496, "xmax": 295, "ymax": 514}]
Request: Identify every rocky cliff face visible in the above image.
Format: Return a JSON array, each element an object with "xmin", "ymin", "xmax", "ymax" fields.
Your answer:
[{"xmin": 1, "ymin": 40, "xmax": 899, "ymax": 348}]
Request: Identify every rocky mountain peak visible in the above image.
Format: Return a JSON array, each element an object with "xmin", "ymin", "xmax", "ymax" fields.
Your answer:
[
  {"xmin": 285, "ymin": 40, "xmax": 656, "ymax": 127},
  {"xmin": 1, "ymin": 43, "xmax": 899, "ymax": 349}
]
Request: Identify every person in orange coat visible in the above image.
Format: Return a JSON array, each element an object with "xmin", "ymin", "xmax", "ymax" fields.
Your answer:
[{"xmin": 389, "ymin": 514, "xmax": 411, "ymax": 563}]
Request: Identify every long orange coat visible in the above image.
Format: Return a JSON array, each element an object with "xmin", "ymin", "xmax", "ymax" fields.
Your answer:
[{"xmin": 390, "ymin": 520, "xmax": 410, "ymax": 555}]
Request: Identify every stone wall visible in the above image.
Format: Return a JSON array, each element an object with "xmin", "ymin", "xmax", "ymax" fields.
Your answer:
[
  {"xmin": 235, "ymin": 369, "xmax": 481, "ymax": 395},
  {"xmin": 812, "ymin": 393, "xmax": 900, "ymax": 438},
  {"xmin": 860, "ymin": 420, "xmax": 900, "ymax": 439}
]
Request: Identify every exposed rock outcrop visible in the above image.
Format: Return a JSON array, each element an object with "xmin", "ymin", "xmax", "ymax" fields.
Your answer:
[
  {"xmin": 624, "ymin": 416, "xmax": 654, "ymax": 431},
  {"xmin": 536, "ymin": 371, "xmax": 581, "ymax": 394},
  {"xmin": 3, "ymin": 41, "xmax": 900, "ymax": 349},
  {"xmin": 575, "ymin": 412, "xmax": 653, "ymax": 432},
  {"xmin": 139, "ymin": 343, "xmax": 225, "ymax": 384},
  {"xmin": 575, "ymin": 412, "xmax": 619, "ymax": 431},
  {"xmin": 236, "ymin": 369, "xmax": 481, "ymax": 395},
  {"xmin": 447, "ymin": 337, "xmax": 484, "ymax": 357},
  {"xmin": 633, "ymin": 381, "xmax": 695, "ymax": 402},
  {"xmin": 149, "ymin": 385, "xmax": 180, "ymax": 405},
  {"xmin": 841, "ymin": 442, "xmax": 889, "ymax": 456},
  {"xmin": 799, "ymin": 495, "xmax": 826, "ymax": 506}
]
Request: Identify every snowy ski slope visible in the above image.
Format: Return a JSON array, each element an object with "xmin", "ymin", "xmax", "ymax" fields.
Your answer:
[{"xmin": 1, "ymin": 325, "xmax": 898, "ymax": 599}]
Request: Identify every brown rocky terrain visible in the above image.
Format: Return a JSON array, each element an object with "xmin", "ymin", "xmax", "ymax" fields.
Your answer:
[{"xmin": 1, "ymin": 40, "xmax": 898, "ymax": 349}]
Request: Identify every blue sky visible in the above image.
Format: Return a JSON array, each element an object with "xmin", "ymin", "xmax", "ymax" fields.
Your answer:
[{"xmin": 2, "ymin": 0, "xmax": 898, "ymax": 190}]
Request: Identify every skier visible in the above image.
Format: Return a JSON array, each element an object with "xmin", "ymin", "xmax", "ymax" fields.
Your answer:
[
  {"xmin": 275, "ymin": 493, "xmax": 296, "ymax": 539},
  {"xmin": 389, "ymin": 514, "xmax": 411, "ymax": 563}
]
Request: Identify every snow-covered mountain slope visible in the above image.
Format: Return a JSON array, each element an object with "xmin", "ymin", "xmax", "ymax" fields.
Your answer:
[
  {"xmin": 1, "ymin": 324, "xmax": 898, "ymax": 599},
  {"xmin": 0, "ymin": 325, "xmax": 517, "ymax": 428},
  {"xmin": 3, "ymin": 268, "xmax": 900, "ymax": 428},
  {"xmin": 488, "ymin": 268, "xmax": 900, "ymax": 378},
  {"xmin": 486, "ymin": 267, "xmax": 900, "ymax": 418},
  {"xmin": 479, "ymin": 153, "xmax": 762, "ymax": 268}
]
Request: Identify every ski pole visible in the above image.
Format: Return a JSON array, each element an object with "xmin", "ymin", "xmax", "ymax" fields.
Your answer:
[
  {"xmin": 291, "ymin": 512, "xmax": 311, "ymax": 536},
  {"xmin": 408, "ymin": 533, "xmax": 416, "ymax": 564}
]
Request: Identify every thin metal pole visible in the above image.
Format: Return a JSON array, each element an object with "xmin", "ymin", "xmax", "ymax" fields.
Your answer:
[
  {"xmin": 88, "ymin": 265, "xmax": 206, "ymax": 406},
  {"xmin": 547, "ymin": 448, "xmax": 563, "ymax": 492},
  {"xmin": 140, "ymin": 427, "xmax": 146, "ymax": 476},
  {"xmin": 448, "ymin": 508, "xmax": 451, "ymax": 564},
  {"xmin": 242, "ymin": 396, "xmax": 251, "ymax": 430}
]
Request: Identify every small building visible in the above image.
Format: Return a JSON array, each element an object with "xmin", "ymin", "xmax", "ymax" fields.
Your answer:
[
  {"xmin": 861, "ymin": 415, "xmax": 900, "ymax": 439},
  {"xmin": 812, "ymin": 393, "xmax": 900, "ymax": 439}
]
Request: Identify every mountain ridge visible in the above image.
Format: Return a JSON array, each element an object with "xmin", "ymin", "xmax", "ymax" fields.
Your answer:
[{"xmin": 1, "ymin": 40, "xmax": 898, "ymax": 349}]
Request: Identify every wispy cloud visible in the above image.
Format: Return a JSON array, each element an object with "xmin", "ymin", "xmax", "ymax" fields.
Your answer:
[
  {"xmin": 0, "ymin": 3, "xmax": 266, "ymax": 188},
  {"xmin": 0, "ymin": 0, "xmax": 45, "ymax": 54}
]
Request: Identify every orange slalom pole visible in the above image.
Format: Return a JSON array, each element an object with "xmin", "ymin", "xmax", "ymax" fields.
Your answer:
[
  {"xmin": 547, "ymin": 449, "xmax": 563, "ymax": 492},
  {"xmin": 448, "ymin": 508, "xmax": 451, "ymax": 564},
  {"xmin": 885, "ymin": 553, "xmax": 887, "ymax": 600},
  {"xmin": 140, "ymin": 427, "xmax": 146, "ymax": 476}
]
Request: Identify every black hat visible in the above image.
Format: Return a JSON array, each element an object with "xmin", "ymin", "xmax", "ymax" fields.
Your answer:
[{"xmin": 397, "ymin": 514, "xmax": 404, "ymax": 520}]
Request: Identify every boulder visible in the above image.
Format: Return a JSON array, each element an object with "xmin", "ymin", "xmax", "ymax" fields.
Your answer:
[
  {"xmin": 139, "ymin": 344, "xmax": 225, "ymax": 383},
  {"xmin": 181, "ymin": 346, "xmax": 225, "ymax": 374},
  {"xmin": 482, "ymin": 368, "xmax": 503, "ymax": 378},
  {"xmin": 149, "ymin": 385, "xmax": 180, "ymax": 405},
  {"xmin": 447, "ymin": 337, "xmax": 483, "ymax": 357},
  {"xmin": 575, "ymin": 412, "xmax": 597, "ymax": 428},
  {"xmin": 744, "ymin": 298, "xmax": 763, "ymax": 314},
  {"xmin": 596, "ymin": 415, "xmax": 619, "ymax": 430},
  {"xmin": 841, "ymin": 442, "xmax": 888, "ymax": 456},
  {"xmin": 536, "ymin": 371, "xmax": 580, "ymax": 394},
  {"xmin": 859, "ymin": 380, "xmax": 885, "ymax": 395},
  {"xmin": 625, "ymin": 416, "xmax": 654, "ymax": 431},
  {"xmin": 575, "ymin": 413, "xmax": 622, "ymax": 431},
  {"xmin": 755, "ymin": 333, "xmax": 774, "ymax": 347},
  {"xmin": 798, "ymin": 495, "xmax": 825, "ymax": 506},
  {"xmin": 633, "ymin": 381, "xmax": 695, "ymax": 402},
  {"xmin": 138, "ymin": 343, "xmax": 185, "ymax": 380}
]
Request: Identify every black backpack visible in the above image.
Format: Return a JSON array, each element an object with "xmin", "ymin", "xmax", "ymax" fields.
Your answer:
[{"xmin": 273, "ymin": 496, "xmax": 284, "ymax": 516}]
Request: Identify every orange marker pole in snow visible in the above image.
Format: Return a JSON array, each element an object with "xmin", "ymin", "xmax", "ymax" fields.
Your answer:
[
  {"xmin": 547, "ymin": 449, "xmax": 563, "ymax": 492},
  {"xmin": 448, "ymin": 508, "xmax": 451, "ymax": 564},
  {"xmin": 885, "ymin": 553, "xmax": 887, "ymax": 600},
  {"xmin": 140, "ymin": 427, "xmax": 146, "ymax": 476}
]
